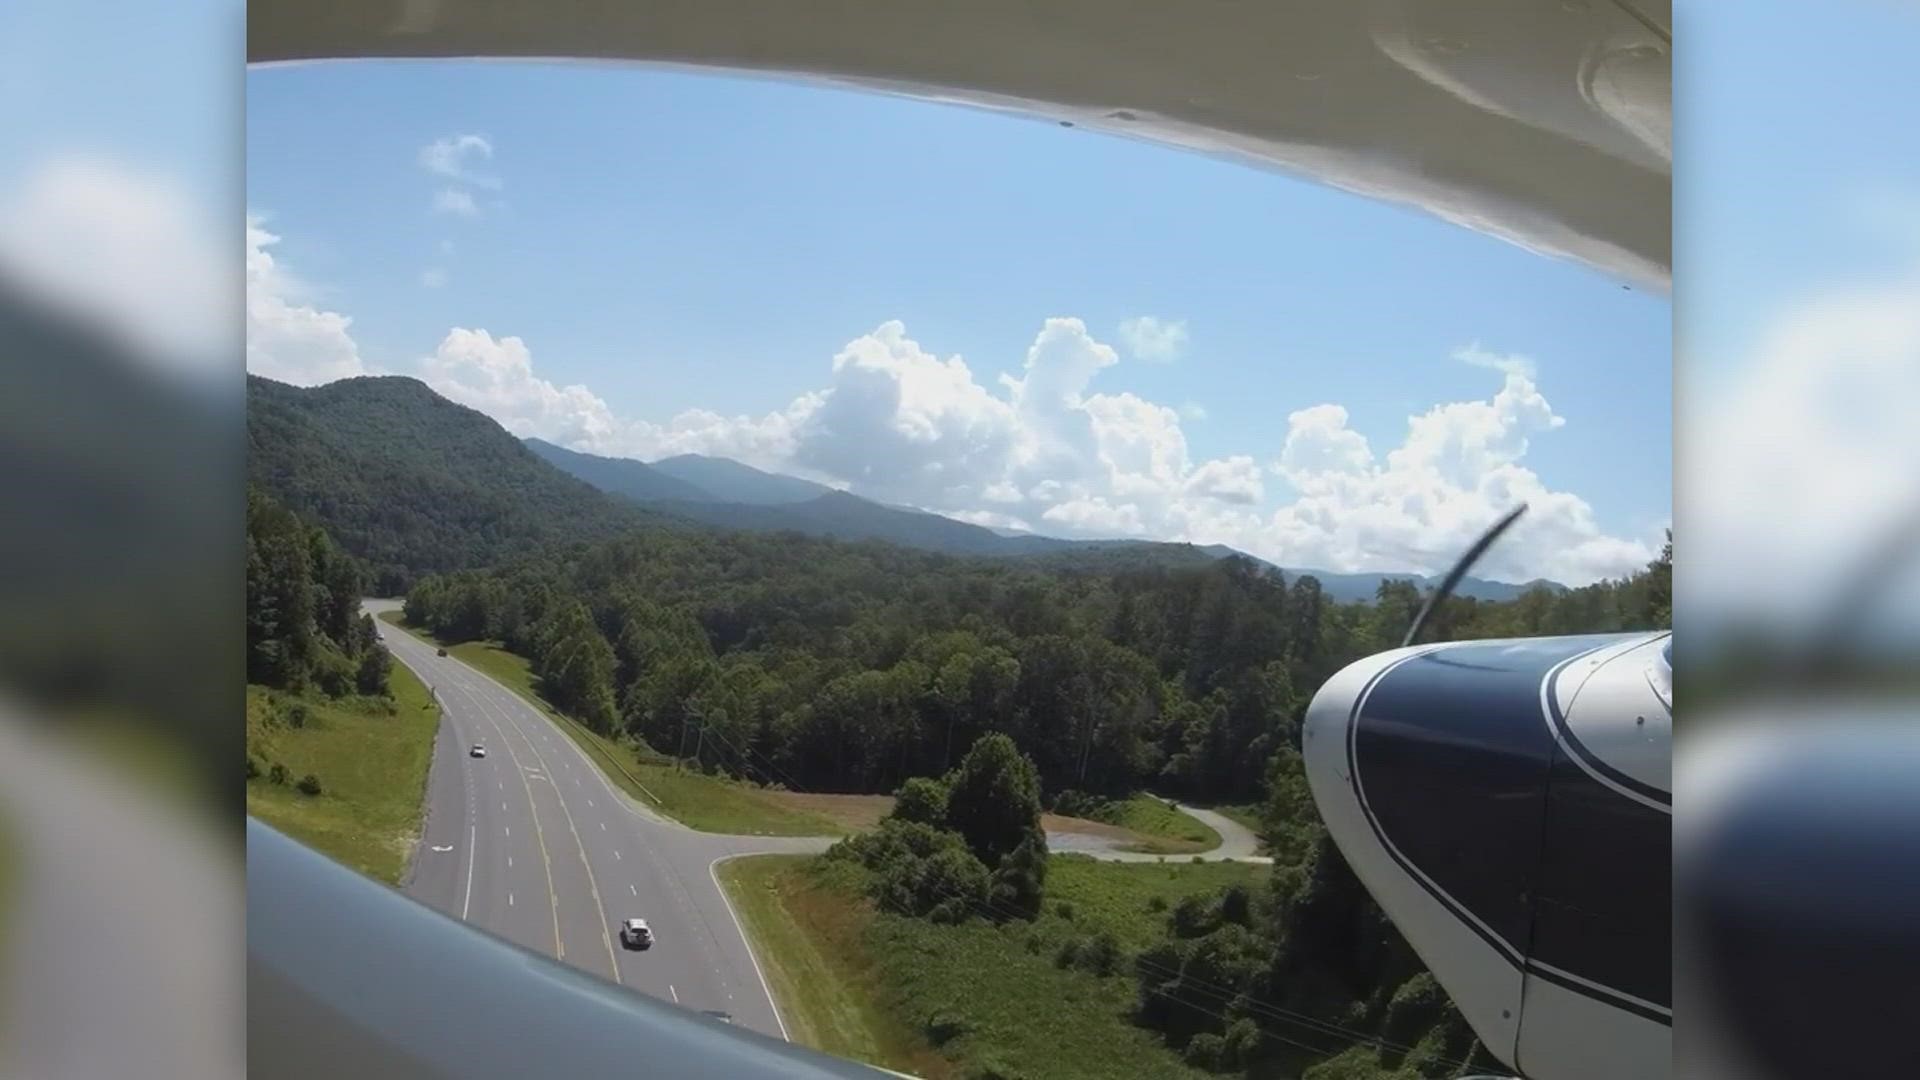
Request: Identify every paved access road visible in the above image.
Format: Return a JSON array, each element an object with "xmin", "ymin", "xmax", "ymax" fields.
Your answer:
[{"xmin": 370, "ymin": 601, "xmax": 828, "ymax": 1042}]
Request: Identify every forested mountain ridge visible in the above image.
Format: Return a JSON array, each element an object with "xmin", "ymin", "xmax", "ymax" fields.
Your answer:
[
  {"xmin": 247, "ymin": 374, "xmax": 663, "ymax": 592},
  {"xmin": 523, "ymin": 437, "xmax": 714, "ymax": 504},
  {"xmin": 648, "ymin": 452, "xmax": 837, "ymax": 505},
  {"xmin": 530, "ymin": 438, "xmax": 1560, "ymax": 601}
]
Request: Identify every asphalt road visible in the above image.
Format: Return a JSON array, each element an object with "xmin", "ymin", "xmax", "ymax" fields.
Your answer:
[
  {"xmin": 369, "ymin": 601, "xmax": 827, "ymax": 1042},
  {"xmin": 368, "ymin": 601, "xmax": 1272, "ymax": 1043}
]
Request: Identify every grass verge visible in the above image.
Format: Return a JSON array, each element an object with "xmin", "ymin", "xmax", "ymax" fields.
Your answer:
[
  {"xmin": 717, "ymin": 855, "xmax": 949, "ymax": 1077},
  {"xmin": 1102, "ymin": 795, "xmax": 1222, "ymax": 854},
  {"xmin": 244, "ymin": 661, "xmax": 440, "ymax": 884},
  {"xmin": 723, "ymin": 852, "xmax": 1262, "ymax": 1080},
  {"xmin": 384, "ymin": 615, "xmax": 840, "ymax": 837}
]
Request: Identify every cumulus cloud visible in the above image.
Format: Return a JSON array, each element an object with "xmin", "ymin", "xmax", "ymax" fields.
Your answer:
[
  {"xmin": 409, "ymin": 315, "xmax": 1653, "ymax": 585},
  {"xmin": 417, "ymin": 327, "xmax": 821, "ymax": 474},
  {"xmin": 421, "ymin": 268, "xmax": 447, "ymax": 288},
  {"xmin": 0, "ymin": 155, "xmax": 229, "ymax": 372},
  {"xmin": 1179, "ymin": 401, "xmax": 1208, "ymax": 422},
  {"xmin": 1267, "ymin": 363, "xmax": 1647, "ymax": 584},
  {"xmin": 246, "ymin": 215, "xmax": 367, "ymax": 385},
  {"xmin": 1117, "ymin": 315, "xmax": 1188, "ymax": 362},
  {"xmin": 431, "ymin": 189, "xmax": 479, "ymax": 217},
  {"xmin": 418, "ymin": 134, "xmax": 499, "ymax": 189}
]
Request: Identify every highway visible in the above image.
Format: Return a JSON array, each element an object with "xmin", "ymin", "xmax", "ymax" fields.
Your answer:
[
  {"xmin": 366, "ymin": 601, "xmax": 1272, "ymax": 1044},
  {"xmin": 369, "ymin": 601, "xmax": 828, "ymax": 1042}
]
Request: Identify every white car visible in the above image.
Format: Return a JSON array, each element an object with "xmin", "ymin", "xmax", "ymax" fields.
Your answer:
[
  {"xmin": 618, "ymin": 918, "xmax": 653, "ymax": 950},
  {"xmin": 469, "ymin": 744, "xmax": 486, "ymax": 758}
]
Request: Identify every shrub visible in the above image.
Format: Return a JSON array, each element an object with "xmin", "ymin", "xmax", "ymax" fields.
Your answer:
[
  {"xmin": 1023, "ymin": 933, "xmax": 1043, "ymax": 955},
  {"xmin": 892, "ymin": 776, "xmax": 950, "ymax": 826},
  {"xmin": 1170, "ymin": 892, "xmax": 1219, "ymax": 938},
  {"xmin": 1222, "ymin": 1018, "xmax": 1261, "ymax": 1068},
  {"xmin": 1382, "ymin": 973, "xmax": 1446, "ymax": 1049},
  {"xmin": 287, "ymin": 704, "xmax": 309, "ymax": 729},
  {"xmin": 924, "ymin": 1010, "xmax": 972, "ymax": 1046},
  {"xmin": 1054, "ymin": 939, "xmax": 1082, "ymax": 969},
  {"xmin": 1146, "ymin": 895, "xmax": 1168, "ymax": 913},
  {"xmin": 1182, "ymin": 1033, "xmax": 1227, "ymax": 1071},
  {"xmin": 1054, "ymin": 901, "xmax": 1076, "ymax": 921},
  {"xmin": 296, "ymin": 773, "xmax": 323, "ymax": 796},
  {"xmin": 1218, "ymin": 883, "xmax": 1253, "ymax": 926},
  {"xmin": 246, "ymin": 757, "xmax": 261, "ymax": 780},
  {"xmin": 1080, "ymin": 931, "xmax": 1121, "ymax": 976},
  {"xmin": 269, "ymin": 763, "xmax": 289, "ymax": 786}
]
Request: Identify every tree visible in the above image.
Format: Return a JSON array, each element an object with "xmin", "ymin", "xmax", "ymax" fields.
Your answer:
[
  {"xmin": 987, "ymin": 825, "xmax": 1049, "ymax": 920},
  {"xmin": 943, "ymin": 733, "xmax": 1043, "ymax": 867},
  {"xmin": 893, "ymin": 775, "xmax": 950, "ymax": 826},
  {"xmin": 355, "ymin": 641, "xmax": 393, "ymax": 696}
]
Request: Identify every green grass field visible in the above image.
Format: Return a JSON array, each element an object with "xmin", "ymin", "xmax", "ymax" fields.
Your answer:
[
  {"xmin": 384, "ymin": 615, "xmax": 839, "ymax": 837},
  {"xmin": 244, "ymin": 661, "xmax": 441, "ymax": 884},
  {"xmin": 717, "ymin": 855, "xmax": 949, "ymax": 1077},
  {"xmin": 720, "ymin": 852, "xmax": 1263, "ymax": 1079},
  {"xmin": 1100, "ymin": 795, "xmax": 1222, "ymax": 854}
]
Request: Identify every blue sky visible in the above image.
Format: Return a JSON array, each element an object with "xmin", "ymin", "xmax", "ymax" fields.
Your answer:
[{"xmin": 244, "ymin": 60, "xmax": 1670, "ymax": 584}]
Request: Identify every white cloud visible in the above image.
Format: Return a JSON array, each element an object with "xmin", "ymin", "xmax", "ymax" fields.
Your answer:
[
  {"xmin": 0, "ymin": 154, "xmax": 229, "ymax": 372},
  {"xmin": 1453, "ymin": 341, "xmax": 1537, "ymax": 379},
  {"xmin": 431, "ymin": 189, "xmax": 479, "ymax": 217},
  {"xmin": 409, "ymin": 315, "xmax": 1652, "ymax": 584},
  {"xmin": 418, "ymin": 134, "xmax": 499, "ymax": 189},
  {"xmin": 1265, "ymin": 361, "xmax": 1647, "ymax": 584},
  {"xmin": 420, "ymin": 268, "xmax": 447, "ymax": 288},
  {"xmin": 1179, "ymin": 401, "xmax": 1208, "ymax": 422},
  {"xmin": 1117, "ymin": 315, "xmax": 1188, "ymax": 362},
  {"xmin": 420, "ymin": 328, "xmax": 619, "ymax": 447},
  {"xmin": 1186, "ymin": 456, "xmax": 1264, "ymax": 505},
  {"xmin": 246, "ymin": 215, "xmax": 367, "ymax": 386}
]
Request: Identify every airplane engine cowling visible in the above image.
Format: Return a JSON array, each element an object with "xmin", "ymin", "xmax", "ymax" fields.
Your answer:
[{"xmin": 1300, "ymin": 634, "xmax": 1671, "ymax": 1080}]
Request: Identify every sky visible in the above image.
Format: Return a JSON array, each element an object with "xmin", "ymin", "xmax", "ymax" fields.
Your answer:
[{"xmin": 238, "ymin": 61, "xmax": 1672, "ymax": 587}]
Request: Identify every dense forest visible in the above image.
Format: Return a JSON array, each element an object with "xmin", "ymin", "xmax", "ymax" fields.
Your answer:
[
  {"xmin": 400, "ymin": 525, "xmax": 1671, "ymax": 808},
  {"xmin": 245, "ymin": 487, "xmax": 392, "ymax": 699}
]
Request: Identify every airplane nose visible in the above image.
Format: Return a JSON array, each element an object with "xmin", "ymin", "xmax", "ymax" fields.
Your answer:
[{"xmin": 1301, "ymin": 635, "xmax": 1672, "ymax": 1080}]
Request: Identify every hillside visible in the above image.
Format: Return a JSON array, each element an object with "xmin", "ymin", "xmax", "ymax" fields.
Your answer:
[
  {"xmin": 523, "ymin": 437, "xmax": 713, "ymax": 503},
  {"xmin": 650, "ymin": 452, "xmax": 835, "ymax": 505},
  {"xmin": 247, "ymin": 375, "xmax": 660, "ymax": 590},
  {"xmin": 535, "ymin": 442, "xmax": 1558, "ymax": 600}
]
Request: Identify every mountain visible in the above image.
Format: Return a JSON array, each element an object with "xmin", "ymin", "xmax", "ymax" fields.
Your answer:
[
  {"xmin": 1191, "ymin": 545, "xmax": 1560, "ymax": 603},
  {"xmin": 248, "ymin": 375, "xmax": 659, "ymax": 589},
  {"xmin": 524, "ymin": 438, "xmax": 714, "ymax": 503},
  {"xmin": 648, "ymin": 453, "xmax": 834, "ymax": 505}
]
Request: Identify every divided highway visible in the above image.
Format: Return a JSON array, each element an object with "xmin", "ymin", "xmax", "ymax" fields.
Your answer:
[
  {"xmin": 367, "ymin": 601, "xmax": 1272, "ymax": 1044},
  {"xmin": 369, "ymin": 601, "xmax": 828, "ymax": 1041}
]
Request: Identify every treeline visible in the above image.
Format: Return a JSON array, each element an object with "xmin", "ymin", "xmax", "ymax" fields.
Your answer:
[
  {"xmin": 402, "ymin": 525, "xmax": 1673, "ymax": 810},
  {"xmin": 246, "ymin": 487, "xmax": 391, "ymax": 698}
]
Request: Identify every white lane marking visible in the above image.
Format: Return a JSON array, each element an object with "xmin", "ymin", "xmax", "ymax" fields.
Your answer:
[
  {"xmin": 508, "ymin": 856, "xmax": 513, "ymax": 868},
  {"xmin": 504, "ymin": 825, "xmax": 510, "ymax": 838},
  {"xmin": 502, "ymin": 801, "xmax": 508, "ymax": 813},
  {"xmin": 630, "ymin": 884, "xmax": 637, "ymax": 896},
  {"xmin": 613, "ymin": 850, "xmax": 621, "ymax": 861},
  {"xmin": 599, "ymin": 822, "xmax": 606, "ymax": 831},
  {"xmin": 430, "ymin": 845, "xmax": 453, "ymax": 853},
  {"xmin": 711, "ymin": 855, "xmax": 790, "ymax": 1042},
  {"xmin": 509, "ymin": 891, "xmax": 514, "ymax": 907},
  {"xmin": 670, "ymin": 985, "xmax": 679, "ymax": 1004},
  {"xmin": 461, "ymin": 824, "xmax": 475, "ymax": 920},
  {"xmin": 587, "ymin": 799, "xmax": 594, "ymax": 808}
]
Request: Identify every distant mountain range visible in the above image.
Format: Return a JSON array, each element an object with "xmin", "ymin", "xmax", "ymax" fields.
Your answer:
[
  {"xmin": 240, "ymin": 373, "xmax": 1558, "ymax": 601},
  {"xmin": 523, "ymin": 438, "xmax": 1561, "ymax": 602}
]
